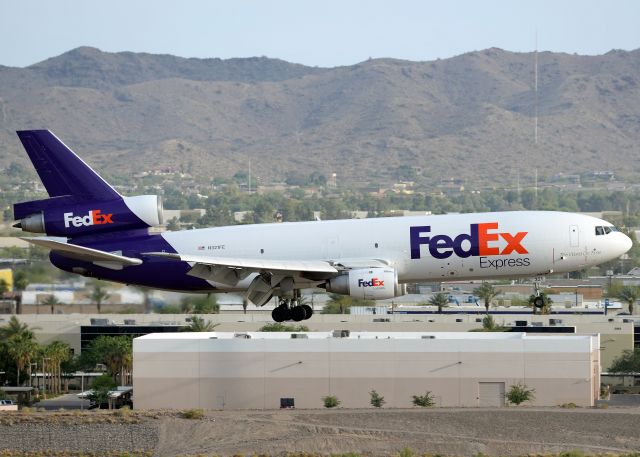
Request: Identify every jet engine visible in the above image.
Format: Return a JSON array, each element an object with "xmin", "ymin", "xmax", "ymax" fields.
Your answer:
[
  {"xmin": 14, "ymin": 195, "xmax": 163, "ymax": 237},
  {"xmin": 325, "ymin": 267, "xmax": 406, "ymax": 300}
]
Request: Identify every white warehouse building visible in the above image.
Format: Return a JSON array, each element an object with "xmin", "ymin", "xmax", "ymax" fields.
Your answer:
[{"xmin": 132, "ymin": 332, "xmax": 600, "ymax": 409}]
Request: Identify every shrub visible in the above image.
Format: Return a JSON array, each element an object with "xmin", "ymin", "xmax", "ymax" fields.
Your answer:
[
  {"xmin": 322, "ymin": 395, "xmax": 341, "ymax": 408},
  {"xmin": 506, "ymin": 382, "xmax": 535, "ymax": 405},
  {"xmin": 411, "ymin": 391, "xmax": 435, "ymax": 407},
  {"xmin": 116, "ymin": 405, "xmax": 132, "ymax": 417},
  {"xmin": 398, "ymin": 448, "xmax": 415, "ymax": 457},
  {"xmin": 558, "ymin": 451, "xmax": 586, "ymax": 457},
  {"xmin": 181, "ymin": 408, "xmax": 205, "ymax": 419},
  {"xmin": 369, "ymin": 389, "xmax": 385, "ymax": 408},
  {"xmin": 559, "ymin": 402, "xmax": 578, "ymax": 408},
  {"xmin": 259, "ymin": 323, "xmax": 310, "ymax": 332},
  {"xmin": 88, "ymin": 374, "xmax": 117, "ymax": 408}
]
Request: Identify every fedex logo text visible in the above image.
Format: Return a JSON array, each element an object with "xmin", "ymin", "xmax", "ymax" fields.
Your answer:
[
  {"xmin": 358, "ymin": 278, "xmax": 385, "ymax": 287},
  {"xmin": 63, "ymin": 210, "xmax": 114, "ymax": 228},
  {"xmin": 410, "ymin": 223, "xmax": 528, "ymax": 260}
]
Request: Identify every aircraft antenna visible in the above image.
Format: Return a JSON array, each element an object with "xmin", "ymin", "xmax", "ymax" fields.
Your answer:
[
  {"xmin": 534, "ymin": 168, "xmax": 538, "ymax": 206},
  {"xmin": 534, "ymin": 30, "xmax": 538, "ymax": 145}
]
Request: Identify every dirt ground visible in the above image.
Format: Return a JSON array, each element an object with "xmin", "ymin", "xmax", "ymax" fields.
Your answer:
[
  {"xmin": 154, "ymin": 407, "xmax": 640, "ymax": 456},
  {"xmin": 3, "ymin": 407, "xmax": 640, "ymax": 456}
]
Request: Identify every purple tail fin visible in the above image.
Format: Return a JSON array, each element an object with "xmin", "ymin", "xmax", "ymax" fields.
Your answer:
[
  {"xmin": 14, "ymin": 130, "xmax": 163, "ymax": 237},
  {"xmin": 16, "ymin": 130, "xmax": 120, "ymax": 200}
]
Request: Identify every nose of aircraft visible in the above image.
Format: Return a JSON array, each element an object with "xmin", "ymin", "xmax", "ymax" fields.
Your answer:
[{"xmin": 619, "ymin": 232, "xmax": 633, "ymax": 256}]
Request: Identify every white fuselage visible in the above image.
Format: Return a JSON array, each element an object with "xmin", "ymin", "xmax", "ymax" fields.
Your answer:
[{"xmin": 161, "ymin": 211, "xmax": 632, "ymax": 292}]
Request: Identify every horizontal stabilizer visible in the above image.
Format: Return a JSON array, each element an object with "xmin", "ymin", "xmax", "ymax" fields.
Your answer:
[
  {"xmin": 22, "ymin": 237, "xmax": 142, "ymax": 266},
  {"xmin": 143, "ymin": 252, "xmax": 338, "ymax": 274}
]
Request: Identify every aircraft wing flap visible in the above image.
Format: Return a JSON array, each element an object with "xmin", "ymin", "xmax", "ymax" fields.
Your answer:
[
  {"xmin": 143, "ymin": 252, "xmax": 338, "ymax": 274},
  {"xmin": 22, "ymin": 237, "xmax": 143, "ymax": 266}
]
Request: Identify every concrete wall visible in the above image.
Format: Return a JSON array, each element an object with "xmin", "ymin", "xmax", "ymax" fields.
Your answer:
[{"xmin": 133, "ymin": 332, "xmax": 599, "ymax": 410}]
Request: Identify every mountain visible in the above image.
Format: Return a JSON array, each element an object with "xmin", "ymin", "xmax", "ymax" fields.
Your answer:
[{"xmin": 1, "ymin": 46, "xmax": 639, "ymax": 187}]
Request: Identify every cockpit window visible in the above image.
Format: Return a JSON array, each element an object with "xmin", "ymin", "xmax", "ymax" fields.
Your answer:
[{"xmin": 596, "ymin": 225, "xmax": 618, "ymax": 235}]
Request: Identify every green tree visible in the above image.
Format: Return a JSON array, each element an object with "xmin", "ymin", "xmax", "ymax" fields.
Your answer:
[
  {"xmin": 610, "ymin": 349, "xmax": 640, "ymax": 373},
  {"xmin": 90, "ymin": 281, "xmax": 110, "ymax": 313},
  {"xmin": 473, "ymin": 283, "xmax": 499, "ymax": 314},
  {"xmin": 83, "ymin": 336, "xmax": 133, "ymax": 385},
  {"xmin": 618, "ymin": 286, "xmax": 639, "ymax": 315},
  {"xmin": 0, "ymin": 317, "xmax": 41, "ymax": 387},
  {"xmin": 428, "ymin": 293, "xmax": 449, "ymax": 313},
  {"xmin": 183, "ymin": 315, "xmax": 219, "ymax": 332},
  {"xmin": 88, "ymin": 373, "xmax": 117, "ymax": 408}
]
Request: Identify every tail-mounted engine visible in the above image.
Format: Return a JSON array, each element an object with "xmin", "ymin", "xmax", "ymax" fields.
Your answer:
[
  {"xmin": 325, "ymin": 267, "xmax": 406, "ymax": 300},
  {"xmin": 14, "ymin": 195, "xmax": 163, "ymax": 237}
]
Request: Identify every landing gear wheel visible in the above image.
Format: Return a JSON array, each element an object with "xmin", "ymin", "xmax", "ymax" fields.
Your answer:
[
  {"xmin": 301, "ymin": 305, "xmax": 313, "ymax": 320},
  {"xmin": 533, "ymin": 296, "xmax": 545, "ymax": 309},
  {"xmin": 290, "ymin": 306, "xmax": 306, "ymax": 322},
  {"xmin": 272, "ymin": 306, "xmax": 290, "ymax": 322}
]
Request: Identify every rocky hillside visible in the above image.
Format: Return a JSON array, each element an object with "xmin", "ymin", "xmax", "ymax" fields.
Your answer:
[{"xmin": 1, "ymin": 46, "xmax": 639, "ymax": 186}]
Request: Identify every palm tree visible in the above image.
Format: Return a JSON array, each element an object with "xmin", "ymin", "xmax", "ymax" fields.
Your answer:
[
  {"xmin": 42, "ymin": 294, "xmax": 60, "ymax": 315},
  {"xmin": 473, "ymin": 283, "xmax": 499, "ymax": 314},
  {"xmin": 183, "ymin": 315, "xmax": 219, "ymax": 332},
  {"xmin": 44, "ymin": 341, "xmax": 71, "ymax": 394},
  {"xmin": 7, "ymin": 334, "xmax": 38, "ymax": 386},
  {"xmin": 13, "ymin": 270, "xmax": 29, "ymax": 315},
  {"xmin": 90, "ymin": 281, "xmax": 110, "ymax": 313},
  {"xmin": 1, "ymin": 316, "xmax": 41, "ymax": 387},
  {"xmin": 428, "ymin": 293, "xmax": 449, "ymax": 313},
  {"xmin": 0, "ymin": 315, "xmax": 35, "ymax": 341},
  {"xmin": 618, "ymin": 286, "xmax": 639, "ymax": 315}
]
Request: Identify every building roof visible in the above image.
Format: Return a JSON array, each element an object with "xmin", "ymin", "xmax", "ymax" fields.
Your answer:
[
  {"xmin": 136, "ymin": 331, "xmax": 536, "ymax": 340},
  {"xmin": 134, "ymin": 331, "xmax": 597, "ymax": 354}
]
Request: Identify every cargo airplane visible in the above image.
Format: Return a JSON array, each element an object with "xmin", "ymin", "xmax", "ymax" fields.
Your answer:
[{"xmin": 13, "ymin": 130, "xmax": 632, "ymax": 321}]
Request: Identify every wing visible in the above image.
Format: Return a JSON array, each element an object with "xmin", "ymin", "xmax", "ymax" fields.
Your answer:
[
  {"xmin": 22, "ymin": 237, "xmax": 142, "ymax": 268},
  {"xmin": 143, "ymin": 251, "xmax": 338, "ymax": 285}
]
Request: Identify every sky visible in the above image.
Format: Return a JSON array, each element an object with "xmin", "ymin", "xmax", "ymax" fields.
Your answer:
[{"xmin": 0, "ymin": 0, "xmax": 639, "ymax": 68}]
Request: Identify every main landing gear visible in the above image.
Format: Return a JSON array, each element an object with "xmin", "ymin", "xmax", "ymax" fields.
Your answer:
[
  {"xmin": 532, "ymin": 275, "xmax": 545, "ymax": 311},
  {"xmin": 271, "ymin": 297, "xmax": 313, "ymax": 322}
]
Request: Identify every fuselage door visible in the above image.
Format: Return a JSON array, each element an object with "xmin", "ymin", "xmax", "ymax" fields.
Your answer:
[{"xmin": 569, "ymin": 225, "xmax": 579, "ymax": 247}]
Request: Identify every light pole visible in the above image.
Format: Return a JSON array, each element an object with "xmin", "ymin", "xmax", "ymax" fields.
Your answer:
[
  {"xmin": 42, "ymin": 357, "xmax": 50, "ymax": 399},
  {"xmin": 80, "ymin": 371, "xmax": 84, "ymax": 411},
  {"xmin": 29, "ymin": 362, "xmax": 37, "ymax": 388}
]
